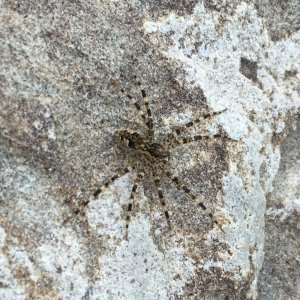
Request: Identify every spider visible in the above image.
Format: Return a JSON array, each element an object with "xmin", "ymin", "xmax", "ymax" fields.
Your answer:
[{"xmin": 75, "ymin": 77, "xmax": 229, "ymax": 239}]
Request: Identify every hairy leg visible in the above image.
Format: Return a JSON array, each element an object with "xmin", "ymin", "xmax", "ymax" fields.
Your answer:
[
  {"xmin": 163, "ymin": 169, "xmax": 225, "ymax": 233},
  {"xmin": 125, "ymin": 172, "xmax": 144, "ymax": 239},
  {"xmin": 153, "ymin": 174, "xmax": 171, "ymax": 226}
]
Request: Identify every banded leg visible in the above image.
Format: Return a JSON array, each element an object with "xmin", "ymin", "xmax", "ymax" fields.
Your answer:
[
  {"xmin": 165, "ymin": 109, "xmax": 227, "ymax": 144},
  {"xmin": 164, "ymin": 170, "xmax": 224, "ymax": 232},
  {"xmin": 74, "ymin": 167, "xmax": 132, "ymax": 211},
  {"xmin": 92, "ymin": 166, "xmax": 133, "ymax": 200},
  {"xmin": 64, "ymin": 167, "xmax": 133, "ymax": 224},
  {"xmin": 136, "ymin": 81, "xmax": 154, "ymax": 138},
  {"xmin": 121, "ymin": 89, "xmax": 149, "ymax": 124},
  {"xmin": 171, "ymin": 133, "xmax": 223, "ymax": 146},
  {"xmin": 153, "ymin": 175, "xmax": 171, "ymax": 225},
  {"xmin": 120, "ymin": 83, "xmax": 154, "ymax": 139},
  {"xmin": 125, "ymin": 172, "xmax": 144, "ymax": 240}
]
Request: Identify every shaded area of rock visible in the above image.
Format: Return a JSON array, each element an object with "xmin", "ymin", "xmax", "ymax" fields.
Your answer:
[{"xmin": 258, "ymin": 119, "xmax": 300, "ymax": 300}]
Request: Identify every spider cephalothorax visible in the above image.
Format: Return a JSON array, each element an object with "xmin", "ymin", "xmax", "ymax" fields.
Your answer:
[
  {"xmin": 70, "ymin": 78, "xmax": 230, "ymax": 239},
  {"xmin": 116, "ymin": 130, "xmax": 169, "ymax": 159}
]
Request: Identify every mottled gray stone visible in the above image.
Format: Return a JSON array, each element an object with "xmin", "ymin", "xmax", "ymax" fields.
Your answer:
[
  {"xmin": 0, "ymin": 1, "xmax": 299, "ymax": 299},
  {"xmin": 258, "ymin": 120, "xmax": 300, "ymax": 300}
]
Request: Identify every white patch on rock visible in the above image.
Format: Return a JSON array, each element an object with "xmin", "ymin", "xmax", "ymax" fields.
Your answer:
[
  {"xmin": 47, "ymin": 127, "xmax": 56, "ymax": 140},
  {"xmin": 275, "ymin": 120, "xmax": 285, "ymax": 133},
  {"xmin": 91, "ymin": 216, "xmax": 196, "ymax": 300},
  {"xmin": 87, "ymin": 172, "xmax": 134, "ymax": 240},
  {"xmin": 266, "ymin": 200, "xmax": 300, "ymax": 221},
  {"xmin": 36, "ymin": 228, "xmax": 89, "ymax": 299},
  {"xmin": 0, "ymin": 226, "xmax": 6, "ymax": 248},
  {"xmin": 0, "ymin": 254, "xmax": 26, "ymax": 300},
  {"xmin": 218, "ymin": 108, "xmax": 248, "ymax": 140},
  {"xmin": 9, "ymin": 248, "xmax": 38, "ymax": 282},
  {"xmin": 144, "ymin": 2, "xmax": 300, "ymax": 298},
  {"xmin": 0, "ymin": 154, "xmax": 89, "ymax": 299},
  {"xmin": 202, "ymin": 168, "xmax": 265, "ymax": 300},
  {"xmin": 86, "ymin": 172, "xmax": 196, "ymax": 299},
  {"xmin": 162, "ymin": 110, "xmax": 194, "ymax": 131}
]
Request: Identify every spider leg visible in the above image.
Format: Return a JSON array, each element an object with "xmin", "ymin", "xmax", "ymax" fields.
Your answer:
[
  {"xmin": 153, "ymin": 174, "xmax": 171, "ymax": 226},
  {"xmin": 171, "ymin": 132, "xmax": 224, "ymax": 146},
  {"xmin": 120, "ymin": 83, "xmax": 154, "ymax": 139},
  {"xmin": 92, "ymin": 166, "xmax": 133, "ymax": 199},
  {"xmin": 63, "ymin": 167, "xmax": 133, "ymax": 225},
  {"xmin": 135, "ymin": 80, "xmax": 154, "ymax": 139},
  {"xmin": 125, "ymin": 172, "xmax": 144, "ymax": 240},
  {"xmin": 121, "ymin": 90, "xmax": 148, "ymax": 123},
  {"xmin": 163, "ymin": 169, "xmax": 224, "ymax": 233},
  {"xmin": 165, "ymin": 109, "xmax": 227, "ymax": 144}
]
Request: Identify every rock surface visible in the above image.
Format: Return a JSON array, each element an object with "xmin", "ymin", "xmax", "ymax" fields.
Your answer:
[{"xmin": 0, "ymin": 1, "xmax": 299, "ymax": 299}]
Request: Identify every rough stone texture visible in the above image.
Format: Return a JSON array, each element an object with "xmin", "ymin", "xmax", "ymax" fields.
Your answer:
[
  {"xmin": 258, "ymin": 119, "xmax": 300, "ymax": 300},
  {"xmin": 0, "ymin": 1, "xmax": 299, "ymax": 299}
]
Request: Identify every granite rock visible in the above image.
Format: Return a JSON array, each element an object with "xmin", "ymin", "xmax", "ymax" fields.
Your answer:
[{"xmin": 0, "ymin": 1, "xmax": 299, "ymax": 299}]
